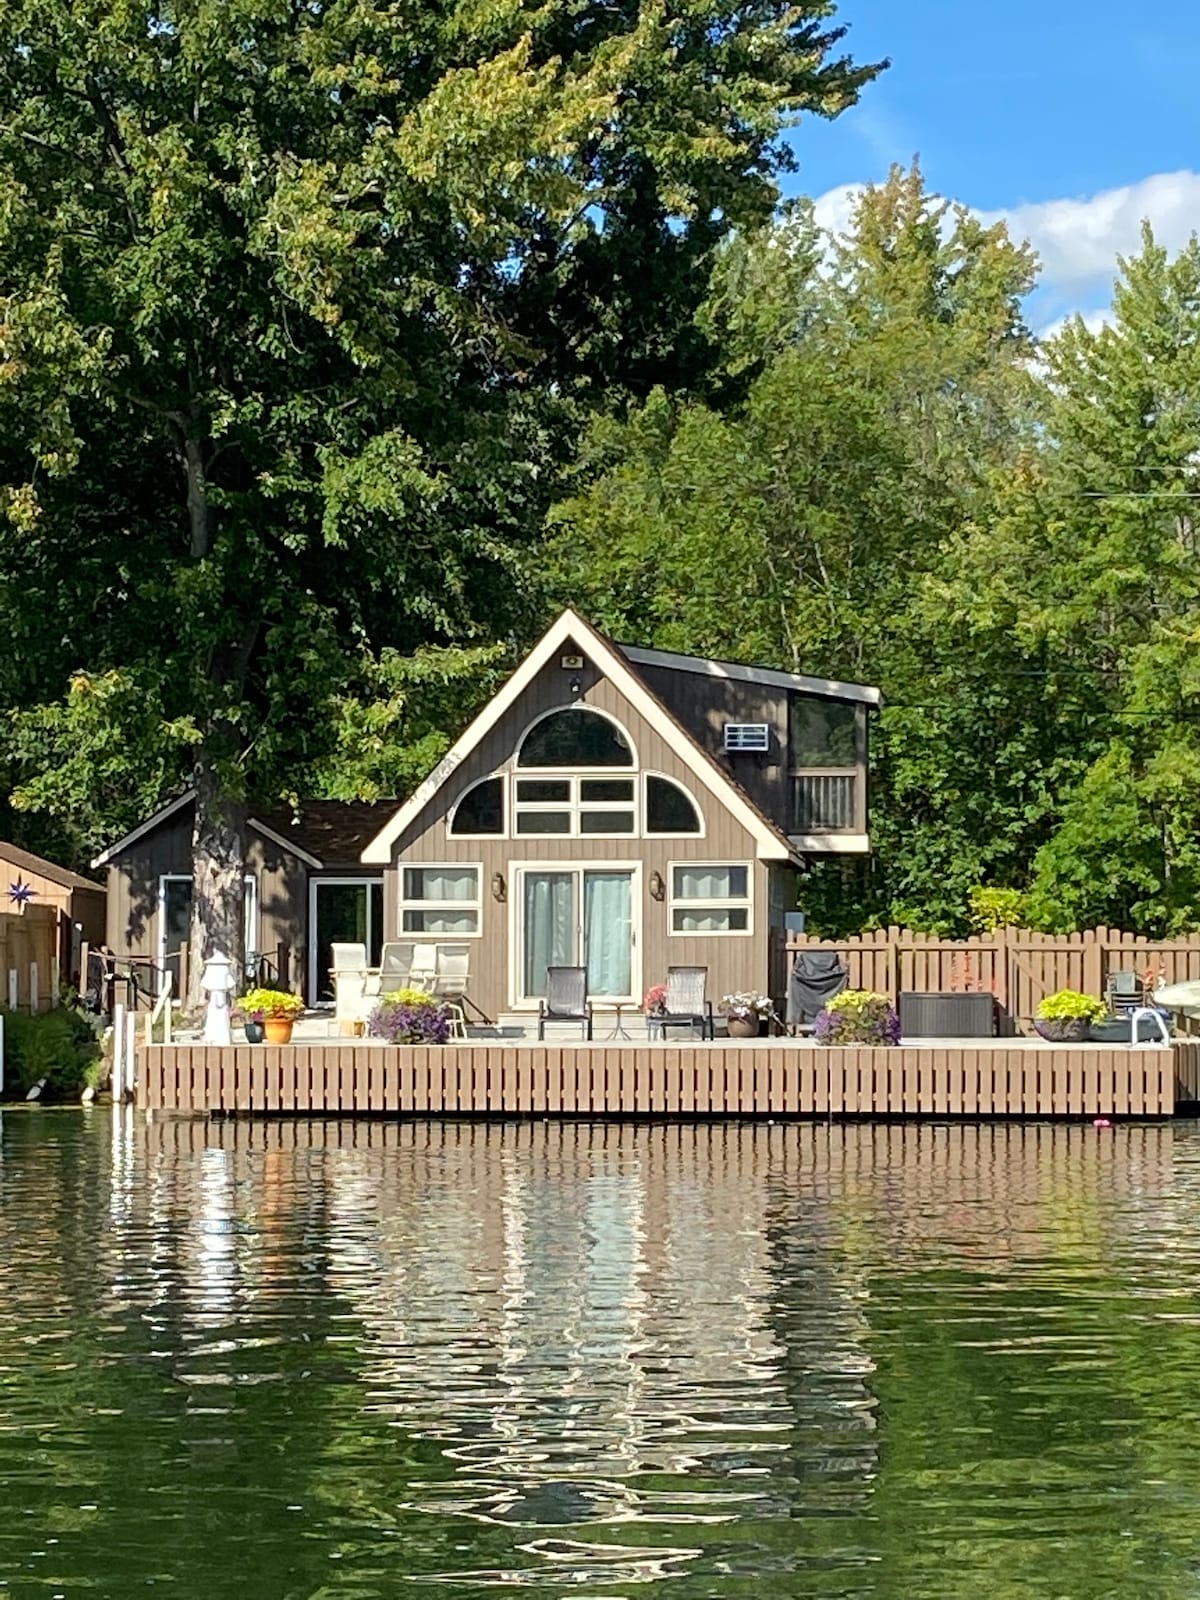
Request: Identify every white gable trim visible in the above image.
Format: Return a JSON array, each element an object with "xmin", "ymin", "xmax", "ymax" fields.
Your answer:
[
  {"xmin": 363, "ymin": 610, "xmax": 798, "ymax": 864},
  {"xmin": 620, "ymin": 644, "xmax": 882, "ymax": 707},
  {"xmin": 247, "ymin": 817, "xmax": 324, "ymax": 871},
  {"xmin": 91, "ymin": 791, "xmax": 195, "ymax": 869}
]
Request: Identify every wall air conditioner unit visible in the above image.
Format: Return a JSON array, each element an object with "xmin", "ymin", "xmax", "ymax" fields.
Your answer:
[{"xmin": 724, "ymin": 723, "xmax": 770, "ymax": 753}]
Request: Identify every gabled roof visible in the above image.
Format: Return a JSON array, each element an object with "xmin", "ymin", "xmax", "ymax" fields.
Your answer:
[
  {"xmin": 621, "ymin": 643, "xmax": 882, "ymax": 706},
  {"xmin": 362, "ymin": 609, "xmax": 803, "ymax": 865},
  {"xmin": 0, "ymin": 841, "xmax": 104, "ymax": 893},
  {"xmin": 91, "ymin": 794, "xmax": 393, "ymax": 872}
]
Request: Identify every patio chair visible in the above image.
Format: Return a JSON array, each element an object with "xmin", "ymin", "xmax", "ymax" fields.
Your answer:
[
  {"xmin": 432, "ymin": 945, "xmax": 470, "ymax": 1040},
  {"xmin": 1107, "ymin": 969, "xmax": 1145, "ymax": 1014},
  {"xmin": 329, "ymin": 942, "xmax": 371, "ymax": 1028},
  {"xmin": 659, "ymin": 965, "xmax": 715, "ymax": 1041},
  {"xmin": 377, "ymin": 943, "xmax": 414, "ymax": 990},
  {"xmin": 538, "ymin": 966, "xmax": 593, "ymax": 1040},
  {"xmin": 409, "ymin": 943, "xmax": 438, "ymax": 993}
]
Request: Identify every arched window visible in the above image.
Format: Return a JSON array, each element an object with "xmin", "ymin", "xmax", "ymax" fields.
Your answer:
[
  {"xmin": 645, "ymin": 774, "xmax": 702, "ymax": 835},
  {"xmin": 518, "ymin": 708, "xmax": 634, "ymax": 768},
  {"xmin": 449, "ymin": 775, "xmax": 503, "ymax": 835}
]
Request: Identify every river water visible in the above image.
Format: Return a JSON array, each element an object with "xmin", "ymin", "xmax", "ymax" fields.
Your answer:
[{"xmin": 2, "ymin": 1112, "xmax": 1200, "ymax": 1599}]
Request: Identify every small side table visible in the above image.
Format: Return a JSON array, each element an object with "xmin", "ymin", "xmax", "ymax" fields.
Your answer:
[{"xmin": 603, "ymin": 1003, "xmax": 633, "ymax": 1040}]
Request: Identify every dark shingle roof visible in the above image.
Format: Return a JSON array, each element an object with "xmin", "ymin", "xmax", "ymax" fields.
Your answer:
[
  {"xmin": 0, "ymin": 841, "xmax": 105, "ymax": 892},
  {"xmin": 253, "ymin": 800, "xmax": 398, "ymax": 867}
]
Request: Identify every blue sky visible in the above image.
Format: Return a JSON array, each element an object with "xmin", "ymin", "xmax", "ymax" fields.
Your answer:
[{"xmin": 783, "ymin": 0, "xmax": 1200, "ymax": 329}]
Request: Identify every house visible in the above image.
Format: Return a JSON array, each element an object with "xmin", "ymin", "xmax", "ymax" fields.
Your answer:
[
  {"xmin": 92, "ymin": 609, "xmax": 879, "ymax": 1015},
  {"xmin": 360, "ymin": 609, "xmax": 879, "ymax": 1022},
  {"xmin": 92, "ymin": 798, "xmax": 394, "ymax": 1000},
  {"xmin": 0, "ymin": 841, "xmax": 107, "ymax": 989}
]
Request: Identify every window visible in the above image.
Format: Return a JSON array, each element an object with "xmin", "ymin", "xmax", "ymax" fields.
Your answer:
[
  {"xmin": 790, "ymin": 697, "xmax": 863, "ymax": 833},
  {"xmin": 513, "ymin": 772, "xmax": 637, "ymax": 836},
  {"xmin": 646, "ymin": 775, "xmax": 702, "ymax": 835},
  {"xmin": 400, "ymin": 865, "xmax": 481, "ymax": 935},
  {"xmin": 450, "ymin": 775, "xmax": 504, "ymax": 836},
  {"xmin": 518, "ymin": 708, "xmax": 634, "ymax": 768},
  {"xmin": 669, "ymin": 864, "xmax": 751, "ymax": 935},
  {"xmin": 158, "ymin": 872, "xmax": 258, "ymax": 989}
]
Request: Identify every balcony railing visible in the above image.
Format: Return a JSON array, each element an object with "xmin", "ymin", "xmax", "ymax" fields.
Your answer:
[{"xmin": 791, "ymin": 771, "xmax": 858, "ymax": 833}]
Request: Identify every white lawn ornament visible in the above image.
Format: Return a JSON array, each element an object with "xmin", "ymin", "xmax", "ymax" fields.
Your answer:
[{"xmin": 201, "ymin": 951, "xmax": 236, "ymax": 1046}]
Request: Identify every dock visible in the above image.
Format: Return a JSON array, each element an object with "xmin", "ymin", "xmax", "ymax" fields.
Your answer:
[{"xmin": 138, "ymin": 1037, "xmax": 1200, "ymax": 1120}]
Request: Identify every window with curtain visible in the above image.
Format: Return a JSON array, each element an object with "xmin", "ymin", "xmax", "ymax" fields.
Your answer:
[
  {"xmin": 450, "ymin": 775, "xmax": 504, "ymax": 835},
  {"xmin": 645, "ymin": 775, "xmax": 701, "ymax": 835},
  {"xmin": 400, "ymin": 865, "xmax": 481, "ymax": 934},
  {"xmin": 669, "ymin": 864, "xmax": 751, "ymax": 934}
]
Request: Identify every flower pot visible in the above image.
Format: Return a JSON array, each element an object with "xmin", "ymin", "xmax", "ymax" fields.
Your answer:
[
  {"xmin": 263, "ymin": 1016, "xmax": 295, "ymax": 1046},
  {"xmin": 1034, "ymin": 1017, "xmax": 1091, "ymax": 1043},
  {"xmin": 726, "ymin": 1016, "xmax": 761, "ymax": 1039},
  {"xmin": 244, "ymin": 1020, "xmax": 264, "ymax": 1045}
]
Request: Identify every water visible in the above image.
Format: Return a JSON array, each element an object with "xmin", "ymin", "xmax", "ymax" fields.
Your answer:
[{"xmin": 2, "ymin": 1114, "xmax": 1200, "ymax": 1599}]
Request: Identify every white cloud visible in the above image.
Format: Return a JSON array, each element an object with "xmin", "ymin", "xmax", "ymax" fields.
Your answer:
[
  {"xmin": 1036, "ymin": 307, "xmax": 1112, "ymax": 341},
  {"xmin": 810, "ymin": 169, "xmax": 1200, "ymax": 329},
  {"xmin": 980, "ymin": 171, "xmax": 1200, "ymax": 290}
]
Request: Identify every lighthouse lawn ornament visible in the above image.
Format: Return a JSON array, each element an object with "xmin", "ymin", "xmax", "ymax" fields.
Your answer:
[{"xmin": 201, "ymin": 951, "xmax": 237, "ymax": 1046}]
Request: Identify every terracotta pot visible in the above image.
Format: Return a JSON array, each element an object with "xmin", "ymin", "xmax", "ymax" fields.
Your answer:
[
  {"xmin": 725, "ymin": 1015, "xmax": 761, "ymax": 1039},
  {"xmin": 263, "ymin": 1016, "xmax": 295, "ymax": 1045},
  {"xmin": 244, "ymin": 1020, "xmax": 264, "ymax": 1045}
]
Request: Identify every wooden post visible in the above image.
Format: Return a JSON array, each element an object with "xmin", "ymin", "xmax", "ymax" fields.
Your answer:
[
  {"xmin": 7, "ymin": 969, "xmax": 15, "ymax": 1012},
  {"xmin": 1083, "ymin": 929, "xmax": 1103, "ymax": 1002},
  {"xmin": 125, "ymin": 1010, "xmax": 136, "ymax": 1096},
  {"xmin": 177, "ymin": 943, "xmax": 189, "ymax": 1012},
  {"xmin": 29, "ymin": 961, "xmax": 38, "ymax": 1013},
  {"xmin": 112, "ymin": 1002, "xmax": 125, "ymax": 1102},
  {"xmin": 79, "ymin": 941, "xmax": 89, "ymax": 1002}
]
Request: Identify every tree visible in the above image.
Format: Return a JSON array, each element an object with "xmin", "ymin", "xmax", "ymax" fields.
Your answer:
[{"xmin": 0, "ymin": 0, "xmax": 881, "ymax": 998}]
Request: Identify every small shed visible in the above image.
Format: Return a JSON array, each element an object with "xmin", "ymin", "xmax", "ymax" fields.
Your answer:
[{"xmin": 0, "ymin": 842, "xmax": 107, "ymax": 990}]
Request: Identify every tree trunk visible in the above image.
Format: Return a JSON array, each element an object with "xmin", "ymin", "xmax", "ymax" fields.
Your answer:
[{"xmin": 187, "ymin": 760, "xmax": 247, "ymax": 1013}]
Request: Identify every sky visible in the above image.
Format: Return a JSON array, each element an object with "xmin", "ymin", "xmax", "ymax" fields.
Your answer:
[{"xmin": 783, "ymin": 0, "xmax": 1200, "ymax": 332}]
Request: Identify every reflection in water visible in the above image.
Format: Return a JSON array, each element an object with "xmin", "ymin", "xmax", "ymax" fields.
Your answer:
[{"xmin": 0, "ymin": 1113, "xmax": 1199, "ymax": 1597}]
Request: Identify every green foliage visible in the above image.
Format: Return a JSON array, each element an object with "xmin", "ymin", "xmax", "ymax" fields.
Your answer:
[
  {"xmin": 0, "ymin": 1005, "xmax": 102, "ymax": 1101},
  {"xmin": 968, "ymin": 886, "xmax": 1028, "ymax": 934},
  {"xmin": 1035, "ymin": 989, "xmax": 1106, "ymax": 1024},
  {"xmin": 238, "ymin": 988, "xmax": 305, "ymax": 1021}
]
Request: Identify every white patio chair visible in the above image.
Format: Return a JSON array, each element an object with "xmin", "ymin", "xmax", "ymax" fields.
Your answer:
[{"xmin": 432, "ymin": 944, "xmax": 470, "ymax": 1039}]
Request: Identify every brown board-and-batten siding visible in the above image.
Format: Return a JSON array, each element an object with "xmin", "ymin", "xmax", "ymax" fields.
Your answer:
[
  {"xmin": 383, "ymin": 646, "xmax": 782, "ymax": 1021},
  {"xmin": 140, "ymin": 1040, "xmax": 1191, "ymax": 1120},
  {"xmin": 106, "ymin": 805, "xmax": 308, "ymax": 974}
]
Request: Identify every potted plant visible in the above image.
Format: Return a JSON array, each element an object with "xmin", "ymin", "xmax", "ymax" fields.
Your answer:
[
  {"xmin": 643, "ymin": 983, "xmax": 667, "ymax": 1017},
  {"xmin": 233, "ymin": 999, "xmax": 265, "ymax": 1044},
  {"xmin": 721, "ymin": 991, "xmax": 775, "ymax": 1038},
  {"xmin": 367, "ymin": 988, "xmax": 451, "ymax": 1045},
  {"xmin": 814, "ymin": 990, "xmax": 900, "ymax": 1046},
  {"xmin": 239, "ymin": 987, "xmax": 305, "ymax": 1045},
  {"xmin": 1034, "ymin": 989, "xmax": 1105, "ymax": 1042}
]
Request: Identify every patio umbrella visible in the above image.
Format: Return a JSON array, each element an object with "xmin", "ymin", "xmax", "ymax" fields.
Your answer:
[{"xmin": 1150, "ymin": 981, "xmax": 1200, "ymax": 1017}]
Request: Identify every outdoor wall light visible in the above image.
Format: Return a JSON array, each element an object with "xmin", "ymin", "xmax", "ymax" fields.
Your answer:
[
  {"xmin": 649, "ymin": 870, "xmax": 665, "ymax": 901},
  {"xmin": 569, "ymin": 674, "xmax": 583, "ymax": 697},
  {"xmin": 491, "ymin": 872, "xmax": 506, "ymax": 902}
]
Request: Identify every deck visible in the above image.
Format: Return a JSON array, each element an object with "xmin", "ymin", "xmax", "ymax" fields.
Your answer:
[{"xmin": 138, "ymin": 1037, "xmax": 1200, "ymax": 1120}]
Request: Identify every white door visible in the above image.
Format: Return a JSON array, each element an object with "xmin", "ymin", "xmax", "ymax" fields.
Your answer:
[{"xmin": 517, "ymin": 866, "xmax": 636, "ymax": 1004}]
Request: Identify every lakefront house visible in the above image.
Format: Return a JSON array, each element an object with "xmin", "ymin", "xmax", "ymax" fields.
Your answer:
[{"xmin": 95, "ymin": 609, "xmax": 879, "ymax": 1019}]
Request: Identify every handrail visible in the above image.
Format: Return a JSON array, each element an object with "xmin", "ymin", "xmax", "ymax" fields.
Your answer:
[{"xmin": 144, "ymin": 972, "xmax": 173, "ymax": 1045}]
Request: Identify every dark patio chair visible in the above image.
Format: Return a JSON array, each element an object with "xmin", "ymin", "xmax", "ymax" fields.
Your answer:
[
  {"xmin": 538, "ymin": 966, "xmax": 593, "ymax": 1040},
  {"xmin": 1107, "ymin": 969, "xmax": 1145, "ymax": 1014},
  {"xmin": 659, "ymin": 965, "xmax": 715, "ymax": 1041}
]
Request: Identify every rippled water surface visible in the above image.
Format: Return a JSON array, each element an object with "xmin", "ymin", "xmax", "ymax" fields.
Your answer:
[{"xmin": 3, "ymin": 1113, "xmax": 1200, "ymax": 1598}]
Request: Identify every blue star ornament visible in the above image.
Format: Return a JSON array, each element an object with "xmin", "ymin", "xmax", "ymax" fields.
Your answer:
[{"xmin": 8, "ymin": 880, "xmax": 34, "ymax": 909}]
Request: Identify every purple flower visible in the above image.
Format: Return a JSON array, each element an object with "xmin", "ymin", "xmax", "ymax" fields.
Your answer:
[
  {"xmin": 814, "ymin": 994, "xmax": 900, "ymax": 1046},
  {"xmin": 367, "ymin": 997, "xmax": 452, "ymax": 1045}
]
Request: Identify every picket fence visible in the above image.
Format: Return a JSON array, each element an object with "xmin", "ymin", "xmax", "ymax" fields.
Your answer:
[
  {"xmin": 787, "ymin": 925, "xmax": 1200, "ymax": 1032},
  {"xmin": 0, "ymin": 904, "xmax": 58, "ymax": 1013}
]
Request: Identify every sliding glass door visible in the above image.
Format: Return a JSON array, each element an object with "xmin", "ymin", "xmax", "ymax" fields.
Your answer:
[
  {"xmin": 518, "ymin": 867, "xmax": 636, "ymax": 1003},
  {"xmin": 310, "ymin": 879, "xmax": 385, "ymax": 1003}
]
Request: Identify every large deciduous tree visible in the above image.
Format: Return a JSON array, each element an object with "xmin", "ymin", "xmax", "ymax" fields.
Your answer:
[{"xmin": 0, "ymin": 0, "xmax": 879, "ymax": 997}]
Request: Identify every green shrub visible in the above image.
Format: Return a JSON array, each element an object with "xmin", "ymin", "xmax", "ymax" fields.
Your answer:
[
  {"xmin": 0, "ymin": 1005, "xmax": 104, "ymax": 1101},
  {"xmin": 1036, "ymin": 989, "xmax": 1106, "ymax": 1024}
]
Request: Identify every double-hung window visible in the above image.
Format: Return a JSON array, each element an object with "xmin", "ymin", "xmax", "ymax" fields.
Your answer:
[
  {"xmin": 400, "ymin": 866, "xmax": 481, "ymax": 935},
  {"xmin": 669, "ymin": 864, "xmax": 751, "ymax": 935}
]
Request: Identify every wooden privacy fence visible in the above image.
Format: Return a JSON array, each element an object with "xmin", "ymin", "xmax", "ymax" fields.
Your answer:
[
  {"xmin": 788, "ymin": 926, "xmax": 1200, "ymax": 1031},
  {"xmin": 0, "ymin": 905, "xmax": 57, "ymax": 1012},
  {"xmin": 139, "ymin": 1040, "xmax": 1190, "ymax": 1121}
]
